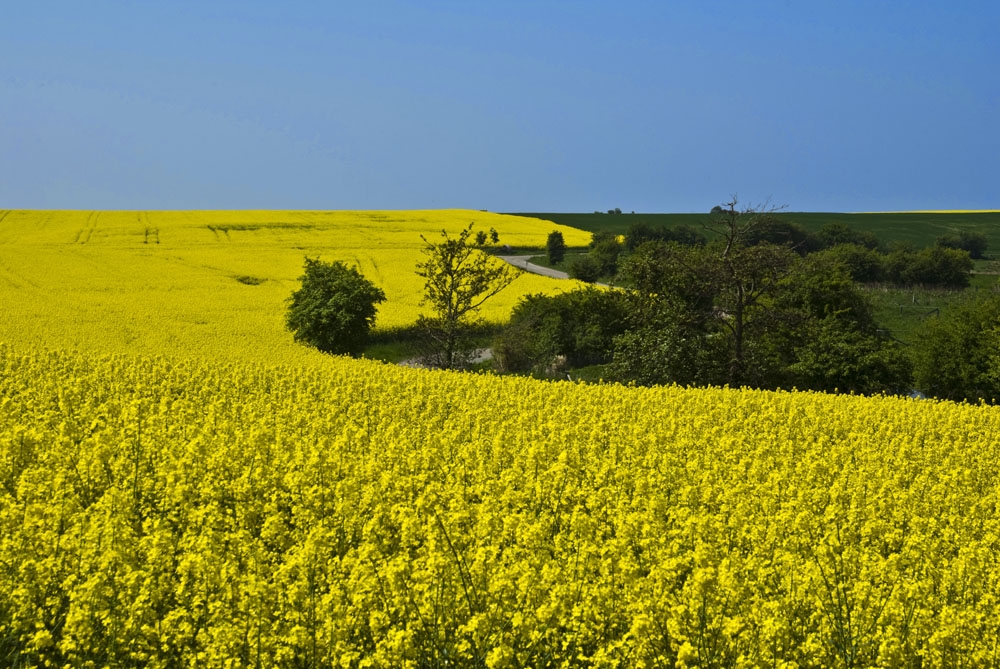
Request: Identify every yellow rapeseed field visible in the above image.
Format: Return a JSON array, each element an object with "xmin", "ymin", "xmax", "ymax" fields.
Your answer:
[
  {"xmin": 2, "ymin": 347, "xmax": 1000, "ymax": 667},
  {"xmin": 0, "ymin": 209, "xmax": 589, "ymax": 363},
  {"xmin": 2, "ymin": 210, "xmax": 1000, "ymax": 666}
]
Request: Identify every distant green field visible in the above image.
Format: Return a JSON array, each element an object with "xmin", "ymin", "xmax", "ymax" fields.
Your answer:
[
  {"xmin": 511, "ymin": 211, "xmax": 1000, "ymax": 252},
  {"xmin": 510, "ymin": 212, "xmax": 712, "ymax": 237}
]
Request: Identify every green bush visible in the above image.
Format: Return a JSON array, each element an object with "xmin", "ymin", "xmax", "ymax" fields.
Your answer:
[
  {"xmin": 613, "ymin": 244, "xmax": 911, "ymax": 393},
  {"xmin": 885, "ymin": 246, "xmax": 973, "ymax": 288},
  {"xmin": 913, "ymin": 295, "xmax": 1000, "ymax": 402},
  {"xmin": 742, "ymin": 218, "xmax": 819, "ymax": 255},
  {"xmin": 610, "ymin": 295, "xmax": 730, "ymax": 387},
  {"xmin": 494, "ymin": 288, "xmax": 630, "ymax": 373},
  {"xmin": 591, "ymin": 237, "xmax": 622, "ymax": 277},
  {"xmin": 624, "ymin": 222, "xmax": 706, "ymax": 251},
  {"xmin": 567, "ymin": 254, "xmax": 601, "ymax": 283},
  {"xmin": 815, "ymin": 222, "xmax": 882, "ymax": 250},
  {"xmin": 286, "ymin": 258, "xmax": 386, "ymax": 356},
  {"xmin": 811, "ymin": 244, "xmax": 885, "ymax": 283},
  {"xmin": 936, "ymin": 230, "xmax": 989, "ymax": 259}
]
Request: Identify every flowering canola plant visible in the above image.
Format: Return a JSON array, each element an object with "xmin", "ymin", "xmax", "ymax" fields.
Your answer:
[
  {"xmin": 2, "ymin": 345, "xmax": 1000, "ymax": 667},
  {"xmin": 2, "ymin": 210, "xmax": 1000, "ymax": 667}
]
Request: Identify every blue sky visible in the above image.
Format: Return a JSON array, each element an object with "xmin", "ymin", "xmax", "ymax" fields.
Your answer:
[{"xmin": 1, "ymin": 1, "xmax": 997, "ymax": 212}]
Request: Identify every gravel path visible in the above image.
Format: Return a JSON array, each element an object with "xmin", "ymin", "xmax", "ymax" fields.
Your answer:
[{"xmin": 497, "ymin": 255, "xmax": 571, "ymax": 280}]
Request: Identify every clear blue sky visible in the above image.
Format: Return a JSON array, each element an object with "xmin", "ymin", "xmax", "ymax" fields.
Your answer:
[{"xmin": 1, "ymin": 1, "xmax": 997, "ymax": 212}]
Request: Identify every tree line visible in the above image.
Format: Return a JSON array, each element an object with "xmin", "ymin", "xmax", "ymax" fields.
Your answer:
[
  {"xmin": 556, "ymin": 211, "xmax": 981, "ymax": 289},
  {"xmin": 504, "ymin": 201, "xmax": 999, "ymax": 402},
  {"xmin": 283, "ymin": 205, "xmax": 1000, "ymax": 403}
]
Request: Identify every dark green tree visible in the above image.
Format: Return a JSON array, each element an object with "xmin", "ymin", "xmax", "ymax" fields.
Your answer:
[
  {"xmin": 620, "ymin": 240, "xmax": 718, "ymax": 314},
  {"xmin": 493, "ymin": 287, "xmax": 629, "ymax": 374},
  {"xmin": 742, "ymin": 218, "xmax": 819, "ymax": 255},
  {"xmin": 591, "ymin": 236, "xmax": 623, "ymax": 277},
  {"xmin": 610, "ymin": 201, "xmax": 911, "ymax": 394},
  {"xmin": 884, "ymin": 246, "xmax": 973, "ymax": 288},
  {"xmin": 623, "ymin": 221, "xmax": 658, "ymax": 252},
  {"xmin": 715, "ymin": 243, "xmax": 798, "ymax": 384},
  {"xmin": 416, "ymin": 223, "xmax": 517, "ymax": 368},
  {"xmin": 668, "ymin": 224, "xmax": 708, "ymax": 248},
  {"xmin": 624, "ymin": 222, "xmax": 706, "ymax": 252},
  {"xmin": 546, "ymin": 230, "xmax": 566, "ymax": 265},
  {"xmin": 771, "ymin": 254, "xmax": 911, "ymax": 394},
  {"xmin": 783, "ymin": 319, "xmax": 912, "ymax": 394},
  {"xmin": 567, "ymin": 254, "xmax": 601, "ymax": 283},
  {"xmin": 613, "ymin": 236, "xmax": 794, "ymax": 388},
  {"xmin": 702, "ymin": 199, "xmax": 801, "ymax": 383},
  {"xmin": 579, "ymin": 231, "xmax": 624, "ymax": 278},
  {"xmin": 610, "ymin": 290, "xmax": 729, "ymax": 387},
  {"xmin": 912, "ymin": 295, "xmax": 1000, "ymax": 402},
  {"xmin": 936, "ymin": 230, "xmax": 989, "ymax": 260},
  {"xmin": 815, "ymin": 222, "xmax": 882, "ymax": 251},
  {"xmin": 285, "ymin": 258, "xmax": 386, "ymax": 356},
  {"xmin": 810, "ymin": 243, "xmax": 885, "ymax": 283}
]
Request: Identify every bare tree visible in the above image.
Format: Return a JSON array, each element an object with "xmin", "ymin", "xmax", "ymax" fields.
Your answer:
[
  {"xmin": 705, "ymin": 195, "xmax": 786, "ymax": 258},
  {"xmin": 703, "ymin": 197, "xmax": 794, "ymax": 381}
]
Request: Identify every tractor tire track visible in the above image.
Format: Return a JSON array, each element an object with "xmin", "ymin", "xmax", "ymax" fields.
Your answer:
[{"xmin": 76, "ymin": 211, "xmax": 100, "ymax": 244}]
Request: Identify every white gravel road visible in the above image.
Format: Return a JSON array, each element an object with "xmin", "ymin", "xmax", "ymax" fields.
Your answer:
[{"xmin": 496, "ymin": 255, "xmax": 571, "ymax": 280}]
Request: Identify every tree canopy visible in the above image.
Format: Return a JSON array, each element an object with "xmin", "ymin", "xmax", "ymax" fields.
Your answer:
[
  {"xmin": 416, "ymin": 223, "xmax": 517, "ymax": 368},
  {"xmin": 913, "ymin": 295, "xmax": 1000, "ymax": 402},
  {"xmin": 285, "ymin": 258, "xmax": 385, "ymax": 356}
]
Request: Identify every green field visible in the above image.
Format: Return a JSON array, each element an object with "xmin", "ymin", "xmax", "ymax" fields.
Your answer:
[{"xmin": 511, "ymin": 211, "xmax": 1000, "ymax": 253}]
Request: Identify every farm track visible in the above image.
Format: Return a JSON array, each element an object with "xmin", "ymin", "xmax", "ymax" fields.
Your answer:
[
  {"xmin": 0, "ymin": 260, "xmax": 29, "ymax": 290},
  {"xmin": 499, "ymin": 254, "xmax": 613, "ymax": 288},
  {"xmin": 138, "ymin": 212, "xmax": 160, "ymax": 244},
  {"xmin": 498, "ymin": 255, "xmax": 571, "ymax": 280},
  {"xmin": 74, "ymin": 211, "xmax": 100, "ymax": 244}
]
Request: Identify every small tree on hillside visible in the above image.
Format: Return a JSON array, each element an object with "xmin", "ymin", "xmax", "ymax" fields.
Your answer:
[
  {"xmin": 546, "ymin": 230, "xmax": 566, "ymax": 265},
  {"xmin": 416, "ymin": 223, "xmax": 518, "ymax": 368},
  {"xmin": 286, "ymin": 258, "xmax": 386, "ymax": 356}
]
